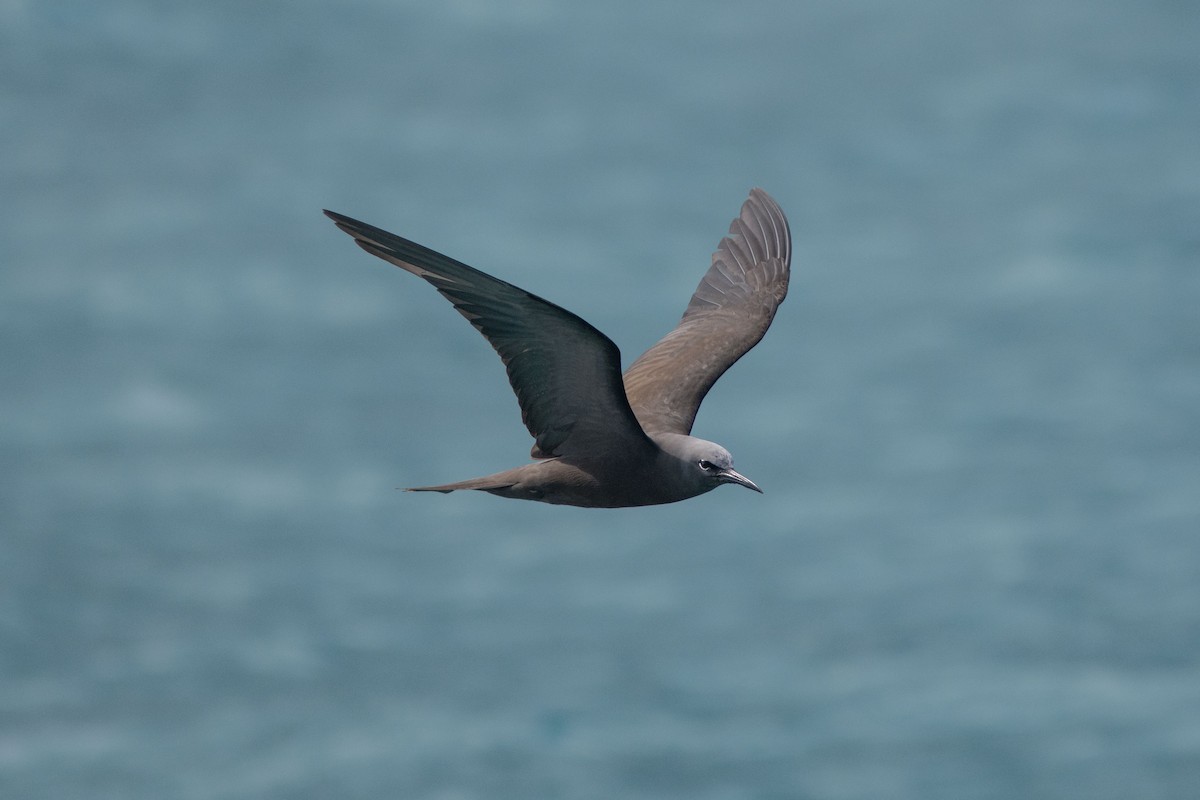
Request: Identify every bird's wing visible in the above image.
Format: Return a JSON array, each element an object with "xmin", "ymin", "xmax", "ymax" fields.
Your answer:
[
  {"xmin": 325, "ymin": 210, "xmax": 656, "ymax": 461},
  {"xmin": 622, "ymin": 188, "xmax": 791, "ymax": 435}
]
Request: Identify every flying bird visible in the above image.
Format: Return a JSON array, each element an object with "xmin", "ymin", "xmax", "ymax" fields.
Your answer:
[{"xmin": 324, "ymin": 188, "xmax": 790, "ymax": 507}]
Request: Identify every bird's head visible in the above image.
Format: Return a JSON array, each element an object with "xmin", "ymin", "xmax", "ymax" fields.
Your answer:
[{"xmin": 659, "ymin": 434, "xmax": 762, "ymax": 495}]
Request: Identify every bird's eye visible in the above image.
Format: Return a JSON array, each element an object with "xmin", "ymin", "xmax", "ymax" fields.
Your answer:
[{"xmin": 698, "ymin": 460, "xmax": 716, "ymax": 471}]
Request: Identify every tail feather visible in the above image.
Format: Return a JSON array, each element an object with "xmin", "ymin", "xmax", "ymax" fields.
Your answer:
[{"xmin": 405, "ymin": 476, "xmax": 517, "ymax": 494}]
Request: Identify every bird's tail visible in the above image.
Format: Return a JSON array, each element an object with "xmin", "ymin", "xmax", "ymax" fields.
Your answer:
[{"xmin": 405, "ymin": 475, "xmax": 517, "ymax": 494}]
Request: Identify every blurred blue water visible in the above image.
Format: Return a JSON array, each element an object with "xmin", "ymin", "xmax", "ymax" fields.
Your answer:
[{"xmin": 3, "ymin": 1, "xmax": 1199, "ymax": 798}]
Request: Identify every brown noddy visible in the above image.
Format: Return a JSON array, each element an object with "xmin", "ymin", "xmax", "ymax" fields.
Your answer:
[{"xmin": 324, "ymin": 188, "xmax": 790, "ymax": 507}]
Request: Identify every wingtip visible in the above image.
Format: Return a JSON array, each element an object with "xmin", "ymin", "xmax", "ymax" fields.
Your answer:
[
  {"xmin": 746, "ymin": 187, "xmax": 781, "ymax": 211},
  {"xmin": 323, "ymin": 210, "xmax": 368, "ymax": 242}
]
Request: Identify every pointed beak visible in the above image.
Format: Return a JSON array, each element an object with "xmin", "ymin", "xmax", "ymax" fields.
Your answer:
[{"xmin": 719, "ymin": 468, "xmax": 762, "ymax": 494}]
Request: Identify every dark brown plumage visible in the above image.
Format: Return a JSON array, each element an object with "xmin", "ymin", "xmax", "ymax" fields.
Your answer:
[{"xmin": 324, "ymin": 188, "xmax": 791, "ymax": 507}]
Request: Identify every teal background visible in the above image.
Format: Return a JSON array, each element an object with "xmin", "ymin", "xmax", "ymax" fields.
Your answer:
[{"xmin": 3, "ymin": 1, "xmax": 1198, "ymax": 797}]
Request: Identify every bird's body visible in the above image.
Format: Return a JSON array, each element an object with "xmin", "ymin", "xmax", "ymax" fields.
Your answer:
[
  {"xmin": 324, "ymin": 188, "xmax": 791, "ymax": 508},
  {"xmin": 409, "ymin": 432, "xmax": 745, "ymax": 508}
]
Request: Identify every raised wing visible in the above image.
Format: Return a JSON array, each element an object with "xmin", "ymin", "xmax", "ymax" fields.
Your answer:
[
  {"xmin": 325, "ymin": 211, "xmax": 656, "ymax": 461},
  {"xmin": 622, "ymin": 188, "xmax": 791, "ymax": 435}
]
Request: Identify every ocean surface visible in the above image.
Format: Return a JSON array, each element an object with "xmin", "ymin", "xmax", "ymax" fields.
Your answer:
[{"xmin": 3, "ymin": 1, "xmax": 1199, "ymax": 798}]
